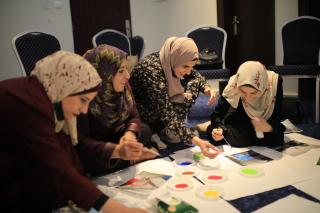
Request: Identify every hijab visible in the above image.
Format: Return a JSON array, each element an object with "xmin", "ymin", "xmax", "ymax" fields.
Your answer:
[
  {"xmin": 222, "ymin": 61, "xmax": 279, "ymax": 120},
  {"xmin": 84, "ymin": 44, "xmax": 134, "ymax": 129},
  {"xmin": 159, "ymin": 37, "xmax": 199, "ymax": 103},
  {"xmin": 31, "ymin": 51, "xmax": 102, "ymax": 145}
]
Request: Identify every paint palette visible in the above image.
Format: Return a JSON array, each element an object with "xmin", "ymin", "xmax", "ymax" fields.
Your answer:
[
  {"xmin": 173, "ymin": 158, "xmax": 196, "ymax": 167},
  {"xmin": 239, "ymin": 166, "xmax": 264, "ymax": 178},
  {"xmin": 175, "ymin": 167, "xmax": 200, "ymax": 178},
  {"xmin": 195, "ymin": 185, "xmax": 223, "ymax": 201},
  {"xmin": 197, "ymin": 159, "xmax": 221, "ymax": 170},
  {"xmin": 201, "ymin": 170, "xmax": 228, "ymax": 184},
  {"xmin": 167, "ymin": 178, "xmax": 194, "ymax": 191}
]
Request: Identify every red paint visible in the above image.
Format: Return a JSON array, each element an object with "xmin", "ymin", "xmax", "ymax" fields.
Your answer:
[
  {"xmin": 175, "ymin": 183, "xmax": 188, "ymax": 188},
  {"xmin": 208, "ymin": 175, "xmax": 222, "ymax": 180},
  {"xmin": 126, "ymin": 178, "xmax": 139, "ymax": 185}
]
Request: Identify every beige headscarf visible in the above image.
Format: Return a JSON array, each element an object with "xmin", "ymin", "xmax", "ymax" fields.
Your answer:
[
  {"xmin": 31, "ymin": 51, "xmax": 102, "ymax": 145},
  {"xmin": 159, "ymin": 37, "xmax": 198, "ymax": 103},
  {"xmin": 222, "ymin": 61, "xmax": 278, "ymax": 120}
]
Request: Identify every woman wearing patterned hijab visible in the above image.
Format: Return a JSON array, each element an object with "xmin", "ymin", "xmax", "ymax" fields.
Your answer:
[
  {"xmin": 130, "ymin": 37, "xmax": 220, "ymax": 158},
  {"xmin": 78, "ymin": 44, "xmax": 156, "ymax": 175},
  {"xmin": 0, "ymin": 51, "xmax": 147, "ymax": 213},
  {"xmin": 207, "ymin": 61, "xmax": 285, "ymax": 147}
]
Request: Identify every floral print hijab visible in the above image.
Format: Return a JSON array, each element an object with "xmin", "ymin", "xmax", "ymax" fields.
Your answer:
[
  {"xmin": 84, "ymin": 44, "xmax": 134, "ymax": 128},
  {"xmin": 31, "ymin": 51, "xmax": 102, "ymax": 145},
  {"xmin": 222, "ymin": 61, "xmax": 278, "ymax": 120}
]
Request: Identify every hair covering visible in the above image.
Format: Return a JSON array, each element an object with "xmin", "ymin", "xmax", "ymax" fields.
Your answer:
[
  {"xmin": 31, "ymin": 50, "xmax": 102, "ymax": 145},
  {"xmin": 222, "ymin": 61, "xmax": 279, "ymax": 120},
  {"xmin": 84, "ymin": 44, "xmax": 134, "ymax": 128},
  {"xmin": 159, "ymin": 37, "xmax": 199, "ymax": 103}
]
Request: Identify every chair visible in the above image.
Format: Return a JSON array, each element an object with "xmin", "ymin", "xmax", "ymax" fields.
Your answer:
[
  {"xmin": 130, "ymin": 35, "xmax": 145, "ymax": 60},
  {"xmin": 267, "ymin": 16, "xmax": 320, "ymax": 123},
  {"xmin": 12, "ymin": 30, "xmax": 61, "ymax": 76},
  {"xmin": 92, "ymin": 29, "xmax": 131, "ymax": 54},
  {"xmin": 186, "ymin": 25, "xmax": 231, "ymax": 93}
]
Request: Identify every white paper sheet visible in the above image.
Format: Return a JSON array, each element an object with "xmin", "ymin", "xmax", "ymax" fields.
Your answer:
[
  {"xmin": 285, "ymin": 133, "xmax": 320, "ymax": 146},
  {"xmin": 135, "ymin": 158, "xmax": 175, "ymax": 176},
  {"xmin": 293, "ymin": 176, "xmax": 320, "ymax": 199},
  {"xmin": 253, "ymin": 195, "xmax": 320, "ymax": 213}
]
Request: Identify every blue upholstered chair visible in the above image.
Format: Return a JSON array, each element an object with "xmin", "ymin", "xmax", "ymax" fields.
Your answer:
[
  {"xmin": 267, "ymin": 16, "xmax": 320, "ymax": 123},
  {"xmin": 12, "ymin": 30, "xmax": 61, "ymax": 76},
  {"xmin": 130, "ymin": 35, "xmax": 145, "ymax": 60},
  {"xmin": 92, "ymin": 29, "xmax": 131, "ymax": 54},
  {"xmin": 186, "ymin": 25, "xmax": 230, "ymax": 82}
]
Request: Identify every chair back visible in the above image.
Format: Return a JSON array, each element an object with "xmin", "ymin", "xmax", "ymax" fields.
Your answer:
[
  {"xmin": 12, "ymin": 30, "xmax": 61, "ymax": 76},
  {"xmin": 186, "ymin": 25, "xmax": 227, "ymax": 68},
  {"xmin": 282, "ymin": 16, "xmax": 320, "ymax": 65},
  {"xmin": 92, "ymin": 29, "xmax": 131, "ymax": 54},
  {"xmin": 130, "ymin": 35, "xmax": 145, "ymax": 59}
]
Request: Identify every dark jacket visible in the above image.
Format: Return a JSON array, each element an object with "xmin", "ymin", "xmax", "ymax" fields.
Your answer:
[
  {"xmin": 77, "ymin": 84, "xmax": 141, "ymax": 174},
  {"xmin": 207, "ymin": 77, "xmax": 285, "ymax": 147},
  {"xmin": 0, "ymin": 76, "xmax": 107, "ymax": 212}
]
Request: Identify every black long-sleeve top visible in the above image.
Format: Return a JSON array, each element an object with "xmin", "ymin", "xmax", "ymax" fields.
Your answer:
[{"xmin": 207, "ymin": 77, "xmax": 285, "ymax": 147}]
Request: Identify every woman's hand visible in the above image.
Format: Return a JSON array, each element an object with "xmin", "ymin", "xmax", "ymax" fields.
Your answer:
[
  {"xmin": 101, "ymin": 198, "xmax": 148, "ymax": 213},
  {"xmin": 251, "ymin": 117, "xmax": 272, "ymax": 132},
  {"xmin": 192, "ymin": 136, "xmax": 220, "ymax": 158},
  {"xmin": 211, "ymin": 128, "xmax": 224, "ymax": 141},
  {"xmin": 111, "ymin": 137, "xmax": 143, "ymax": 160},
  {"xmin": 204, "ymin": 87, "xmax": 218, "ymax": 105},
  {"xmin": 121, "ymin": 131, "xmax": 137, "ymax": 142}
]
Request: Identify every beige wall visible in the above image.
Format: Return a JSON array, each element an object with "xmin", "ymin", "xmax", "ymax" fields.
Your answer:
[
  {"xmin": 130, "ymin": 0, "xmax": 217, "ymax": 58},
  {"xmin": 0, "ymin": 0, "xmax": 73, "ymax": 80}
]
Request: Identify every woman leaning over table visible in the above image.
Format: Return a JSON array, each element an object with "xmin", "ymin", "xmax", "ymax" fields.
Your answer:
[
  {"xmin": 206, "ymin": 61, "xmax": 285, "ymax": 147},
  {"xmin": 130, "ymin": 37, "xmax": 220, "ymax": 158},
  {"xmin": 0, "ymin": 51, "xmax": 147, "ymax": 213}
]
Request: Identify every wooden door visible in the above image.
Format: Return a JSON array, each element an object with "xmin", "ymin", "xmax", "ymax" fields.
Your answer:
[
  {"xmin": 70, "ymin": 0, "xmax": 131, "ymax": 55},
  {"xmin": 217, "ymin": 0, "xmax": 275, "ymax": 74}
]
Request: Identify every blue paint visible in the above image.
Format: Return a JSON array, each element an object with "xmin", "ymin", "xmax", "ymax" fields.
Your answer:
[
  {"xmin": 178, "ymin": 161, "xmax": 192, "ymax": 166},
  {"xmin": 162, "ymin": 175, "xmax": 172, "ymax": 181}
]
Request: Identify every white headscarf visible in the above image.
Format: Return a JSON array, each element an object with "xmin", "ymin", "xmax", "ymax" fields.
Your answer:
[
  {"xmin": 159, "ymin": 37, "xmax": 198, "ymax": 103},
  {"xmin": 31, "ymin": 51, "xmax": 102, "ymax": 145},
  {"xmin": 222, "ymin": 61, "xmax": 278, "ymax": 120}
]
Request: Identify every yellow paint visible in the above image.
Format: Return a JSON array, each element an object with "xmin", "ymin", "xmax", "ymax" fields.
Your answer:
[{"xmin": 203, "ymin": 190, "xmax": 219, "ymax": 198}]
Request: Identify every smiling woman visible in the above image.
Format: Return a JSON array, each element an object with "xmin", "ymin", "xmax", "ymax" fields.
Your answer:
[
  {"xmin": 77, "ymin": 44, "xmax": 156, "ymax": 176},
  {"xmin": 130, "ymin": 37, "xmax": 220, "ymax": 158}
]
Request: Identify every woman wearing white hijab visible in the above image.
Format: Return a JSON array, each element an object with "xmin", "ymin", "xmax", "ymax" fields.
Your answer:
[
  {"xmin": 206, "ymin": 61, "xmax": 285, "ymax": 147},
  {"xmin": 130, "ymin": 37, "xmax": 219, "ymax": 158},
  {"xmin": 0, "ymin": 51, "xmax": 147, "ymax": 213}
]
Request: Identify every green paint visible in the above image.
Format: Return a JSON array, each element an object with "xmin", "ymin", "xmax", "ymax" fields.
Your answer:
[
  {"xmin": 193, "ymin": 152, "xmax": 204, "ymax": 161},
  {"xmin": 241, "ymin": 168, "xmax": 258, "ymax": 175}
]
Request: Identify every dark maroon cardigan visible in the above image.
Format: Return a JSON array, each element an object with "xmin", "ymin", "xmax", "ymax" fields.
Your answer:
[{"xmin": 0, "ymin": 76, "xmax": 109, "ymax": 211}]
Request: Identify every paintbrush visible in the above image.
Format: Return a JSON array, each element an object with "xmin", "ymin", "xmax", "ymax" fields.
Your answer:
[{"xmin": 143, "ymin": 147, "xmax": 161, "ymax": 156}]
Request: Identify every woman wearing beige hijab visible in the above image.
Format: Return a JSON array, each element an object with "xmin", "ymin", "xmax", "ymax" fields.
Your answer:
[
  {"xmin": 206, "ymin": 61, "xmax": 285, "ymax": 147},
  {"xmin": 0, "ymin": 51, "xmax": 147, "ymax": 213},
  {"xmin": 130, "ymin": 37, "xmax": 219, "ymax": 158}
]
